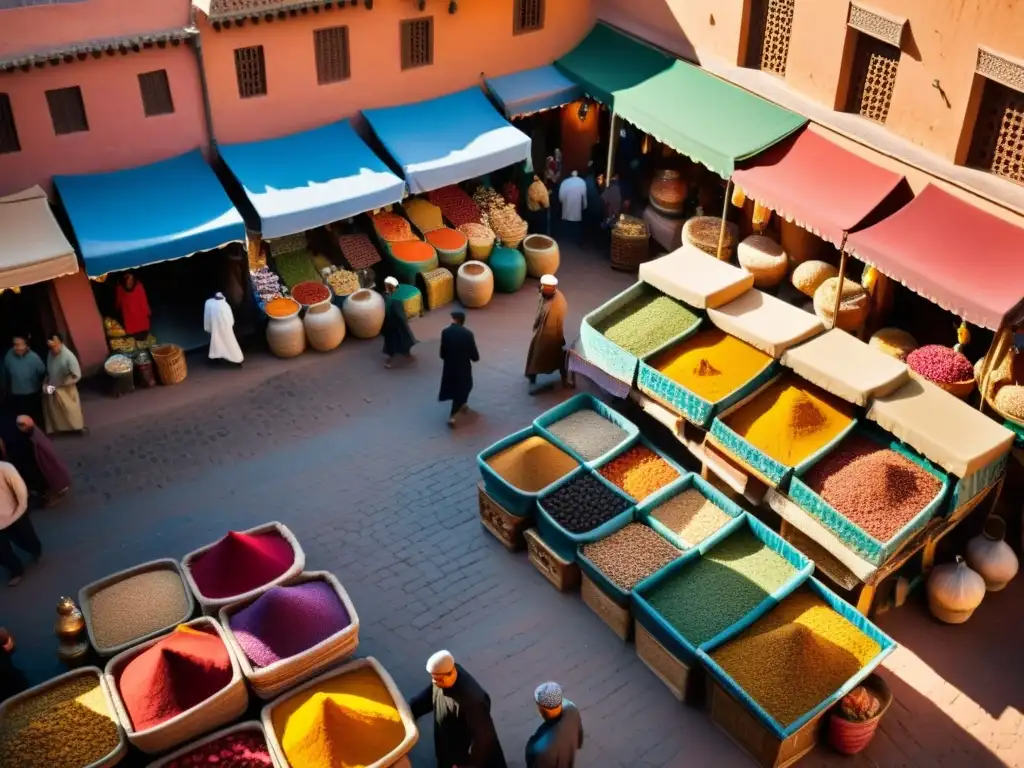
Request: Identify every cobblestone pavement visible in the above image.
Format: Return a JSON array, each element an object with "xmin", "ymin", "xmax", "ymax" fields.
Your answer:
[{"xmin": 1, "ymin": 243, "xmax": 1021, "ymax": 767}]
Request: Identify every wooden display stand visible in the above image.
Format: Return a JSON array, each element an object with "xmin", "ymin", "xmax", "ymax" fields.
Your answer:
[
  {"xmin": 634, "ymin": 623, "xmax": 690, "ymax": 702},
  {"xmin": 524, "ymin": 529, "xmax": 580, "ymax": 592},
  {"xmin": 477, "ymin": 483, "xmax": 528, "ymax": 552},
  {"xmin": 581, "ymin": 575, "xmax": 631, "ymax": 640},
  {"xmin": 707, "ymin": 677, "xmax": 823, "ymax": 768}
]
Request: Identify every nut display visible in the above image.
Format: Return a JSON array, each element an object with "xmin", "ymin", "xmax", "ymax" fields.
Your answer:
[
  {"xmin": 613, "ymin": 215, "xmax": 647, "ymax": 237},
  {"xmin": 542, "ymin": 473, "xmax": 632, "ymax": 534},
  {"xmin": 582, "ymin": 523, "xmax": 682, "ymax": 590}
]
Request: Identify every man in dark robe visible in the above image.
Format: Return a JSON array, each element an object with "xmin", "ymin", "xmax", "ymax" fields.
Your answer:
[
  {"xmin": 525, "ymin": 275, "xmax": 568, "ymax": 393},
  {"xmin": 439, "ymin": 311, "xmax": 479, "ymax": 428},
  {"xmin": 17, "ymin": 416, "xmax": 71, "ymax": 504},
  {"xmin": 382, "ymin": 276, "xmax": 417, "ymax": 368},
  {"xmin": 525, "ymin": 682, "xmax": 583, "ymax": 768},
  {"xmin": 410, "ymin": 650, "xmax": 507, "ymax": 768}
]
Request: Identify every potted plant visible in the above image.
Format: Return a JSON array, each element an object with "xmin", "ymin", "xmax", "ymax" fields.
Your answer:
[{"xmin": 827, "ymin": 674, "xmax": 892, "ymax": 755}]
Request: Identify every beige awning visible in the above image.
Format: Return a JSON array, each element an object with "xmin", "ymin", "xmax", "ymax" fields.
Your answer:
[{"xmin": 0, "ymin": 186, "xmax": 78, "ymax": 290}]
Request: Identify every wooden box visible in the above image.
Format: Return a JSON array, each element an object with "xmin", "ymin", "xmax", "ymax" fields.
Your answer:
[
  {"xmin": 581, "ymin": 574, "xmax": 631, "ymax": 640},
  {"xmin": 707, "ymin": 677, "xmax": 823, "ymax": 768},
  {"xmin": 524, "ymin": 528, "xmax": 580, "ymax": 592},
  {"xmin": 478, "ymin": 483, "xmax": 528, "ymax": 551},
  {"xmin": 635, "ymin": 622, "xmax": 689, "ymax": 702}
]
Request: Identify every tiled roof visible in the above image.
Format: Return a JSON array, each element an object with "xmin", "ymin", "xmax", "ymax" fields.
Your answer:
[
  {"xmin": 0, "ymin": 27, "xmax": 197, "ymax": 71},
  {"xmin": 195, "ymin": 0, "xmax": 366, "ymax": 22}
]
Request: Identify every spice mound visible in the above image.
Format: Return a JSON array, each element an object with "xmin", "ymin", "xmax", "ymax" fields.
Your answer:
[
  {"xmin": 403, "ymin": 198, "xmax": 445, "ymax": 233},
  {"xmin": 265, "ymin": 297, "xmax": 300, "ymax": 319},
  {"xmin": 723, "ymin": 377, "xmax": 854, "ymax": 467},
  {"xmin": 88, "ymin": 568, "xmax": 190, "ymax": 651},
  {"xmin": 425, "ymin": 227, "xmax": 468, "ymax": 252},
  {"xmin": 646, "ymin": 528, "xmax": 797, "ymax": 646},
  {"xmin": 593, "ymin": 293, "xmax": 699, "ymax": 358},
  {"xmin": 651, "ymin": 329, "xmax": 773, "ymax": 403},
  {"xmin": 544, "ymin": 409, "xmax": 629, "ymax": 462},
  {"xmin": 428, "ymin": 186, "xmax": 481, "ymax": 228},
  {"xmin": 337, "ymin": 234, "xmax": 381, "ymax": 270},
  {"xmin": 908, "ymin": 344, "xmax": 973, "ymax": 384},
  {"xmin": 275, "ymin": 250, "xmax": 321, "ymax": 289},
  {"xmin": 389, "ymin": 240, "xmax": 436, "ymax": 263},
  {"xmin": 118, "ymin": 625, "xmax": 233, "ymax": 730},
  {"xmin": 164, "ymin": 730, "xmax": 272, "ymax": 768},
  {"xmin": 0, "ymin": 674, "xmax": 120, "ymax": 768},
  {"xmin": 650, "ymin": 488, "xmax": 733, "ymax": 546},
  {"xmin": 710, "ymin": 588, "xmax": 881, "ymax": 727},
  {"xmin": 291, "ymin": 281, "xmax": 330, "ymax": 306},
  {"xmin": 271, "ymin": 665, "xmax": 406, "ymax": 768},
  {"xmin": 230, "ymin": 581, "xmax": 352, "ymax": 668},
  {"xmin": 372, "ymin": 212, "xmax": 415, "ymax": 243},
  {"xmin": 542, "ymin": 473, "xmax": 632, "ymax": 534},
  {"xmin": 598, "ymin": 445, "xmax": 680, "ymax": 502},
  {"xmin": 189, "ymin": 530, "xmax": 295, "ymax": 599},
  {"xmin": 582, "ymin": 523, "xmax": 682, "ymax": 591},
  {"xmin": 802, "ymin": 434, "xmax": 943, "ymax": 542},
  {"xmin": 485, "ymin": 436, "xmax": 578, "ymax": 493}
]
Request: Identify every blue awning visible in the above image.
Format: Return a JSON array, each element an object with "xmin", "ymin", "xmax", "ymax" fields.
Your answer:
[
  {"xmin": 54, "ymin": 150, "xmax": 245, "ymax": 277},
  {"xmin": 363, "ymin": 88, "xmax": 531, "ymax": 194},
  {"xmin": 484, "ymin": 65, "xmax": 583, "ymax": 118},
  {"xmin": 219, "ymin": 120, "xmax": 405, "ymax": 240}
]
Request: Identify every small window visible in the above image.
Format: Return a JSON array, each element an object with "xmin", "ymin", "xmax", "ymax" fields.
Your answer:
[
  {"xmin": 0, "ymin": 94, "xmax": 19, "ymax": 154},
  {"xmin": 45, "ymin": 86, "xmax": 88, "ymax": 135},
  {"xmin": 745, "ymin": 0, "xmax": 795, "ymax": 75},
  {"xmin": 845, "ymin": 34, "xmax": 900, "ymax": 124},
  {"xmin": 138, "ymin": 70, "xmax": 175, "ymax": 117},
  {"xmin": 967, "ymin": 78, "xmax": 1024, "ymax": 186},
  {"xmin": 514, "ymin": 0, "xmax": 544, "ymax": 34},
  {"xmin": 400, "ymin": 17, "xmax": 433, "ymax": 70},
  {"xmin": 314, "ymin": 26, "xmax": 350, "ymax": 84},
  {"xmin": 234, "ymin": 45, "xmax": 267, "ymax": 99}
]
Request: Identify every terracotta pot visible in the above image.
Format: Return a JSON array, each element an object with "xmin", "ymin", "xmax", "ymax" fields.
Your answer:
[
  {"xmin": 266, "ymin": 315, "xmax": 306, "ymax": 359},
  {"xmin": 966, "ymin": 516, "xmax": 1018, "ymax": 592},
  {"xmin": 342, "ymin": 289, "xmax": 385, "ymax": 338},
  {"xmin": 303, "ymin": 302, "xmax": 346, "ymax": 352},
  {"xmin": 827, "ymin": 674, "xmax": 892, "ymax": 755},
  {"xmin": 927, "ymin": 556, "xmax": 986, "ymax": 624},
  {"xmin": 457, "ymin": 261, "xmax": 494, "ymax": 308},
  {"xmin": 523, "ymin": 234, "xmax": 560, "ymax": 278},
  {"xmin": 649, "ymin": 169, "xmax": 686, "ymax": 217}
]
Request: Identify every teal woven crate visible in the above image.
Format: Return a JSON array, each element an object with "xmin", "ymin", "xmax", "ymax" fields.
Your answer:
[
  {"xmin": 631, "ymin": 513, "xmax": 813, "ymax": 667},
  {"xmin": 948, "ymin": 453, "xmax": 1007, "ymax": 516},
  {"xmin": 536, "ymin": 467, "xmax": 635, "ymax": 562},
  {"xmin": 697, "ymin": 577, "xmax": 896, "ymax": 741},
  {"xmin": 592, "ymin": 435, "xmax": 688, "ymax": 505},
  {"xmin": 580, "ymin": 282, "xmax": 703, "ymax": 387},
  {"xmin": 788, "ymin": 425, "xmax": 950, "ymax": 566},
  {"xmin": 476, "ymin": 427, "xmax": 581, "ymax": 517},
  {"xmin": 636, "ymin": 473, "xmax": 746, "ymax": 550},
  {"xmin": 533, "ymin": 393, "xmax": 640, "ymax": 467}
]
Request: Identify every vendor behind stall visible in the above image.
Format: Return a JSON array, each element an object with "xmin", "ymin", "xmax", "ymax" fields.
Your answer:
[{"xmin": 114, "ymin": 272, "xmax": 151, "ymax": 341}]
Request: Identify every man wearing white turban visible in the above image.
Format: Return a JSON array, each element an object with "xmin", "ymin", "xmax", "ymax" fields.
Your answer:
[
  {"xmin": 525, "ymin": 682, "xmax": 583, "ymax": 768},
  {"xmin": 525, "ymin": 275, "xmax": 568, "ymax": 392}
]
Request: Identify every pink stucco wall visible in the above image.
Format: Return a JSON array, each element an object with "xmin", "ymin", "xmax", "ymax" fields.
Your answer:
[{"xmin": 198, "ymin": 0, "xmax": 594, "ymax": 144}]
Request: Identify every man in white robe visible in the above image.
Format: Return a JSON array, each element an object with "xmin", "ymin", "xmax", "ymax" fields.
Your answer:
[{"xmin": 204, "ymin": 293, "xmax": 243, "ymax": 365}]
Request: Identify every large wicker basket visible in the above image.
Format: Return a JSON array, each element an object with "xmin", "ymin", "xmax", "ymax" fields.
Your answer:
[
  {"xmin": 0, "ymin": 667, "xmax": 128, "ymax": 768},
  {"xmin": 610, "ymin": 217, "xmax": 650, "ymax": 271},
  {"xmin": 151, "ymin": 344, "xmax": 187, "ymax": 385},
  {"xmin": 457, "ymin": 261, "xmax": 494, "ymax": 308},
  {"xmin": 147, "ymin": 721, "xmax": 283, "ymax": 768},
  {"xmin": 418, "ymin": 268, "xmax": 454, "ymax": 310},
  {"xmin": 683, "ymin": 216, "xmax": 739, "ymax": 261},
  {"xmin": 104, "ymin": 617, "xmax": 249, "ymax": 755},
  {"xmin": 181, "ymin": 521, "xmax": 305, "ymax": 615},
  {"xmin": 523, "ymin": 234, "xmax": 560, "ymax": 278},
  {"xmin": 218, "ymin": 571, "xmax": 361, "ymax": 700},
  {"xmin": 261, "ymin": 657, "xmax": 418, "ymax": 768},
  {"xmin": 80, "ymin": 558, "xmax": 195, "ymax": 658}
]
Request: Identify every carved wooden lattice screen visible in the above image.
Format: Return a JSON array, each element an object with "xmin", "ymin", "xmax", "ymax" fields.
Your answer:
[
  {"xmin": 747, "ymin": 0, "xmax": 795, "ymax": 75},
  {"xmin": 138, "ymin": 70, "xmax": 174, "ymax": 116},
  {"xmin": 234, "ymin": 45, "xmax": 267, "ymax": 98},
  {"xmin": 401, "ymin": 18, "xmax": 433, "ymax": 70},
  {"xmin": 847, "ymin": 35, "xmax": 899, "ymax": 123},
  {"xmin": 315, "ymin": 26, "xmax": 350, "ymax": 84},
  {"xmin": 514, "ymin": 0, "xmax": 544, "ymax": 34},
  {"xmin": 46, "ymin": 86, "xmax": 88, "ymax": 134},
  {"xmin": 968, "ymin": 79, "xmax": 1024, "ymax": 186}
]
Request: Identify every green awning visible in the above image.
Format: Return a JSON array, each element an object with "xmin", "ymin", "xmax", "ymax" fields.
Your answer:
[{"xmin": 556, "ymin": 24, "xmax": 808, "ymax": 177}]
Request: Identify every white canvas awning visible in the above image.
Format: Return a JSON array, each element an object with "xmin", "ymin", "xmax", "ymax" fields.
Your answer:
[{"xmin": 0, "ymin": 186, "xmax": 78, "ymax": 289}]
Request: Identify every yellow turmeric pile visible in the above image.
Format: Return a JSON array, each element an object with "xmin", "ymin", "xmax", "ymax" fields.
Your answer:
[
  {"xmin": 651, "ymin": 329, "xmax": 773, "ymax": 403},
  {"xmin": 272, "ymin": 666, "xmax": 406, "ymax": 768},
  {"xmin": 485, "ymin": 436, "xmax": 578, "ymax": 492}
]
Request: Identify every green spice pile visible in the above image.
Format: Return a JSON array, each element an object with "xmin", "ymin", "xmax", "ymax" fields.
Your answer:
[
  {"xmin": 649, "ymin": 488, "xmax": 733, "ymax": 546},
  {"xmin": 593, "ymin": 293, "xmax": 699, "ymax": 358},
  {"xmin": 645, "ymin": 528, "xmax": 797, "ymax": 646},
  {"xmin": 581, "ymin": 523, "xmax": 683, "ymax": 591},
  {"xmin": 274, "ymin": 250, "xmax": 322, "ymax": 289},
  {"xmin": 88, "ymin": 568, "xmax": 190, "ymax": 651},
  {"xmin": 0, "ymin": 674, "xmax": 120, "ymax": 768}
]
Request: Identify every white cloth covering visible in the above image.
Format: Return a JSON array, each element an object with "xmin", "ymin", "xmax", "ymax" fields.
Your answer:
[{"xmin": 204, "ymin": 294, "xmax": 244, "ymax": 363}]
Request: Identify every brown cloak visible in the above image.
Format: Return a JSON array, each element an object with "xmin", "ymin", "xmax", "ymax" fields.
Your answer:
[{"xmin": 525, "ymin": 289, "xmax": 567, "ymax": 377}]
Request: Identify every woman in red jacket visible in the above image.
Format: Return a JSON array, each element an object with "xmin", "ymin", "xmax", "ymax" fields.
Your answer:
[{"xmin": 114, "ymin": 272, "xmax": 151, "ymax": 340}]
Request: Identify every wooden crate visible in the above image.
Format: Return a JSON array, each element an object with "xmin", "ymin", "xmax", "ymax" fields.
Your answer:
[
  {"xmin": 524, "ymin": 528, "xmax": 580, "ymax": 592},
  {"xmin": 707, "ymin": 677, "xmax": 823, "ymax": 768},
  {"xmin": 635, "ymin": 622, "xmax": 689, "ymax": 702},
  {"xmin": 478, "ymin": 483, "xmax": 529, "ymax": 551},
  {"xmin": 581, "ymin": 574, "xmax": 631, "ymax": 640}
]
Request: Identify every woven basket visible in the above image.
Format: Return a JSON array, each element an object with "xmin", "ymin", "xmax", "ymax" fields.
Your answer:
[
  {"xmin": 813, "ymin": 277, "xmax": 869, "ymax": 332},
  {"xmin": 909, "ymin": 369, "xmax": 976, "ymax": 399},
  {"xmin": 147, "ymin": 721, "xmax": 283, "ymax": 768},
  {"xmin": 425, "ymin": 228, "xmax": 469, "ymax": 270},
  {"xmin": 737, "ymin": 234, "xmax": 787, "ymax": 288},
  {"xmin": 457, "ymin": 261, "xmax": 494, "ymax": 308},
  {"xmin": 181, "ymin": 521, "xmax": 305, "ymax": 616},
  {"xmin": 418, "ymin": 268, "xmax": 454, "ymax": 310},
  {"xmin": 219, "ymin": 571, "xmax": 361, "ymax": 700},
  {"xmin": 104, "ymin": 618, "xmax": 249, "ymax": 755},
  {"xmin": 342, "ymin": 289, "xmax": 386, "ymax": 338},
  {"xmin": 0, "ymin": 667, "xmax": 128, "ymax": 768},
  {"xmin": 611, "ymin": 224, "xmax": 650, "ymax": 271},
  {"xmin": 80, "ymin": 558, "xmax": 195, "ymax": 658},
  {"xmin": 261, "ymin": 657, "xmax": 418, "ymax": 768},
  {"xmin": 683, "ymin": 216, "xmax": 738, "ymax": 261},
  {"xmin": 522, "ymin": 234, "xmax": 560, "ymax": 278},
  {"xmin": 459, "ymin": 224, "xmax": 495, "ymax": 262},
  {"xmin": 151, "ymin": 344, "xmax": 187, "ymax": 385}
]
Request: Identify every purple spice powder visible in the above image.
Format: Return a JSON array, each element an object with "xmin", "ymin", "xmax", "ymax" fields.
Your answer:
[
  {"xmin": 229, "ymin": 581, "xmax": 351, "ymax": 667},
  {"xmin": 907, "ymin": 345, "xmax": 973, "ymax": 384}
]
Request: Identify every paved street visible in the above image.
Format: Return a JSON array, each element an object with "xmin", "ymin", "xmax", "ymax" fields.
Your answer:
[{"xmin": 1, "ymin": 243, "xmax": 1021, "ymax": 767}]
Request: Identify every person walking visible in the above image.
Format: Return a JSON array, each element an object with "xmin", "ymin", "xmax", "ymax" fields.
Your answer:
[
  {"xmin": 42, "ymin": 333, "xmax": 85, "ymax": 435},
  {"xmin": 410, "ymin": 650, "xmax": 507, "ymax": 768},
  {"xmin": 0, "ymin": 628, "xmax": 29, "ymax": 703},
  {"xmin": 0, "ymin": 458, "xmax": 40, "ymax": 587},
  {"xmin": 17, "ymin": 416, "xmax": 71, "ymax": 505},
  {"xmin": 382, "ymin": 277, "xmax": 417, "ymax": 369},
  {"xmin": 204, "ymin": 292, "xmax": 244, "ymax": 365},
  {"xmin": 525, "ymin": 275, "xmax": 568, "ymax": 392},
  {"xmin": 583, "ymin": 163, "xmax": 602, "ymax": 243},
  {"xmin": 4, "ymin": 335, "xmax": 45, "ymax": 426},
  {"xmin": 439, "ymin": 311, "xmax": 479, "ymax": 428},
  {"xmin": 557, "ymin": 171, "xmax": 587, "ymax": 246},
  {"xmin": 526, "ymin": 175, "xmax": 551, "ymax": 235},
  {"xmin": 525, "ymin": 682, "xmax": 584, "ymax": 768}
]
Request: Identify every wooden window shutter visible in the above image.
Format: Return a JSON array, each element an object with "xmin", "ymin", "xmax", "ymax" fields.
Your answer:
[
  {"xmin": 401, "ymin": 17, "xmax": 433, "ymax": 70},
  {"xmin": 138, "ymin": 70, "xmax": 175, "ymax": 117},
  {"xmin": 234, "ymin": 45, "xmax": 268, "ymax": 98},
  {"xmin": 45, "ymin": 86, "xmax": 89, "ymax": 135},
  {"xmin": 315, "ymin": 26, "xmax": 350, "ymax": 84}
]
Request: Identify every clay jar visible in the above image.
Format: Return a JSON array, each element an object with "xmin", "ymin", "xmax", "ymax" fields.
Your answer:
[
  {"xmin": 266, "ymin": 303, "xmax": 305, "ymax": 359},
  {"xmin": 303, "ymin": 302, "xmax": 346, "ymax": 352},
  {"xmin": 966, "ymin": 516, "xmax": 1019, "ymax": 592},
  {"xmin": 342, "ymin": 289, "xmax": 386, "ymax": 339},
  {"xmin": 926, "ymin": 556, "xmax": 986, "ymax": 624}
]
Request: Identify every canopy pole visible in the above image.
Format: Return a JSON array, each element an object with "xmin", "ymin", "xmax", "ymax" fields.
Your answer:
[
  {"xmin": 831, "ymin": 233, "xmax": 850, "ymax": 330},
  {"xmin": 605, "ymin": 111, "xmax": 619, "ymax": 188},
  {"xmin": 716, "ymin": 180, "xmax": 733, "ymax": 260}
]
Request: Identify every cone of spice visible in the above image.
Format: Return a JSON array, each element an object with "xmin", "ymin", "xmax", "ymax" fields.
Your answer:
[
  {"xmin": 163, "ymin": 728, "xmax": 273, "ymax": 768},
  {"xmin": 188, "ymin": 530, "xmax": 295, "ymax": 600}
]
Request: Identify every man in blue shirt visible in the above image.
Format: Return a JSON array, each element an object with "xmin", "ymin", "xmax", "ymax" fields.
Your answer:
[
  {"xmin": 525, "ymin": 682, "xmax": 583, "ymax": 768},
  {"xmin": 3, "ymin": 335, "xmax": 45, "ymax": 426}
]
